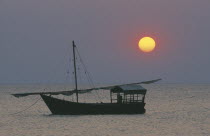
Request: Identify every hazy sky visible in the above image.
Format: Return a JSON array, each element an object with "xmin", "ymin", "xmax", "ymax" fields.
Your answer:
[{"xmin": 1, "ymin": 0, "xmax": 210, "ymax": 84}]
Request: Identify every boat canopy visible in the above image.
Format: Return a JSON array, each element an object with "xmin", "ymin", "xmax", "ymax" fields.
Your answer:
[{"xmin": 111, "ymin": 84, "xmax": 147, "ymax": 94}]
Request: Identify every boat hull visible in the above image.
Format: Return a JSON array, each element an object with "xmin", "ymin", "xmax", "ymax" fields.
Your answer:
[{"xmin": 40, "ymin": 94, "xmax": 146, "ymax": 115}]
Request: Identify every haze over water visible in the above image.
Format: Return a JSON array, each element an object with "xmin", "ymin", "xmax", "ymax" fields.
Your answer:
[
  {"xmin": 0, "ymin": 84, "xmax": 209, "ymax": 136},
  {"xmin": 1, "ymin": 1, "xmax": 210, "ymax": 84}
]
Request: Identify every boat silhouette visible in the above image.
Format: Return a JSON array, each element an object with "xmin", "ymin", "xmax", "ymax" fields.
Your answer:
[{"xmin": 12, "ymin": 41, "xmax": 161, "ymax": 115}]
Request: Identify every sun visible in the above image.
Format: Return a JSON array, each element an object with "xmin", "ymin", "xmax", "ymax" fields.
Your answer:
[{"xmin": 138, "ymin": 37, "xmax": 156, "ymax": 53}]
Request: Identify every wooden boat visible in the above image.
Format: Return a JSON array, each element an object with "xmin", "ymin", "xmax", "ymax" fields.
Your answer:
[{"xmin": 12, "ymin": 41, "xmax": 161, "ymax": 115}]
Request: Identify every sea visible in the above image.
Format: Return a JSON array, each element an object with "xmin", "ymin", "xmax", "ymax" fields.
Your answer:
[{"xmin": 0, "ymin": 84, "xmax": 209, "ymax": 136}]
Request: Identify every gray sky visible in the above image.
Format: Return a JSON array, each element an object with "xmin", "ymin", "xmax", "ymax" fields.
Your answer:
[{"xmin": 1, "ymin": 0, "xmax": 210, "ymax": 84}]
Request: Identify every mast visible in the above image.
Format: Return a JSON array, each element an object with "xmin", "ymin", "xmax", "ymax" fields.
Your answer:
[{"xmin": 72, "ymin": 41, "xmax": 78, "ymax": 103}]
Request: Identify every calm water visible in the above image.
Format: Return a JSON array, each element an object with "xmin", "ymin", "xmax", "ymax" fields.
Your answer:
[{"xmin": 0, "ymin": 84, "xmax": 209, "ymax": 136}]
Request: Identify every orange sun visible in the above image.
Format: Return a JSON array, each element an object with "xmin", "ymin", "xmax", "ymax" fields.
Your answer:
[{"xmin": 138, "ymin": 37, "xmax": 156, "ymax": 53}]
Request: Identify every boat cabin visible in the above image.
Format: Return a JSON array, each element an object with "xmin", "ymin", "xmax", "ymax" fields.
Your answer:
[{"xmin": 110, "ymin": 84, "xmax": 147, "ymax": 104}]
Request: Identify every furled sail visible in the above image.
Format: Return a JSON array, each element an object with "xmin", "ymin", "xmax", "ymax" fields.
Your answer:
[
  {"xmin": 80, "ymin": 78, "xmax": 162, "ymax": 91},
  {"xmin": 12, "ymin": 90, "xmax": 74, "ymax": 98},
  {"xmin": 12, "ymin": 78, "xmax": 161, "ymax": 98},
  {"xmin": 12, "ymin": 89, "xmax": 91, "ymax": 98}
]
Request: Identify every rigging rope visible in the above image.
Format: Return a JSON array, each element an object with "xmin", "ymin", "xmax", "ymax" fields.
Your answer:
[
  {"xmin": 9, "ymin": 97, "xmax": 41, "ymax": 115},
  {"xmin": 75, "ymin": 47, "xmax": 102, "ymax": 102}
]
